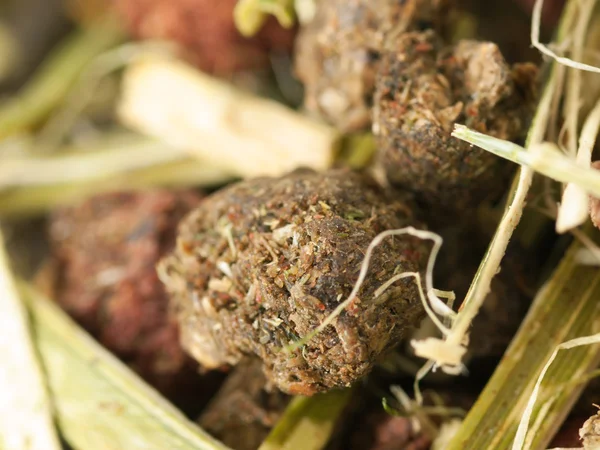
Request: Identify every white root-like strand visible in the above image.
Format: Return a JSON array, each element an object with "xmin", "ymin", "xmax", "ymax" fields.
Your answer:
[
  {"xmin": 375, "ymin": 271, "xmax": 451, "ymax": 336},
  {"xmin": 512, "ymin": 333, "xmax": 600, "ymax": 450},
  {"xmin": 532, "ymin": 0, "xmax": 600, "ymax": 73},
  {"xmin": 286, "ymin": 227, "xmax": 454, "ymax": 352}
]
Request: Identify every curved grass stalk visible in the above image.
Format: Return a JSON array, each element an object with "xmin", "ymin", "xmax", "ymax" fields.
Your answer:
[
  {"xmin": 0, "ymin": 158, "xmax": 232, "ymax": 217},
  {"xmin": 414, "ymin": 65, "xmax": 558, "ymax": 368},
  {"xmin": 0, "ymin": 17, "xmax": 124, "ymax": 140},
  {"xmin": 0, "ymin": 137, "xmax": 187, "ymax": 188}
]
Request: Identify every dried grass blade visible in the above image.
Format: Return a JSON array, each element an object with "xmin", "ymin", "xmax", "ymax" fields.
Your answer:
[
  {"xmin": 21, "ymin": 282, "xmax": 230, "ymax": 450},
  {"xmin": 0, "ymin": 230, "xmax": 60, "ymax": 450}
]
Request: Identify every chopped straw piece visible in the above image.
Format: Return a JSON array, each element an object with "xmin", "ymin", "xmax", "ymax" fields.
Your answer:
[{"xmin": 118, "ymin": 56, "xmax": 339, "ymax": 179}]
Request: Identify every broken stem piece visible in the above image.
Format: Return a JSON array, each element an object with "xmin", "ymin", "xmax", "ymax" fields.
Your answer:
[
  {"xmin": 118, "ymin": 57, "xmax": 340, "ymax": 179},
  {"xmin": 0, "ymin": 230, "xmax": 61, "ymax": 450},
  {"xmin": 452, "ymin": 126, "xmax": 600, "ymax": 198}
]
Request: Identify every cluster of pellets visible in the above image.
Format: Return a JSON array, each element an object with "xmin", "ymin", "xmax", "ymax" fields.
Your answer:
[
  {"xmin": 295, "ymin": 0, "xmax": 452, "ymax": 132},
  {"xmin": 296, "ymin": 0, "xmax": 538, "ymax": 212},
  {"xmin": 46, "ymin": 0, "xmax": 543, "ymax": 420},
  {"xmin": 47, "ymin": 169, "xmax": 432, "ymax": 401}
]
